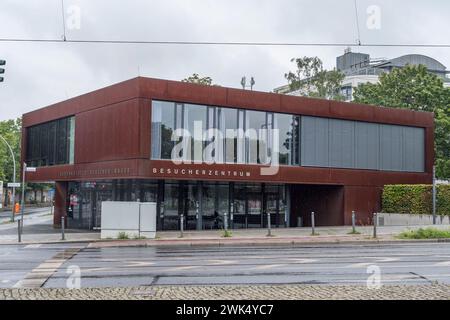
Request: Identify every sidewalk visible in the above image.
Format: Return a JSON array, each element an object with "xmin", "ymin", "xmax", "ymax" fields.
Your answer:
[{"xmin": 2, "ymin": 223, "xmax": 450, "ymax": 246}]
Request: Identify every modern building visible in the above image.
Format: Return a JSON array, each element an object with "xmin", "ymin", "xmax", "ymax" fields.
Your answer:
[
  {"xmin": 275, "ymin": 49, "xmax": 450, "ymax": 101},
  {"xmin": 22, "ymin": 77, "xmax": 434, "ymax": 231}
]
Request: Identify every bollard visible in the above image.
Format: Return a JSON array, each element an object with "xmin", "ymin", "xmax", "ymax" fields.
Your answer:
[
  {"xmin": 267, "ymin": 212, "xmax": 272, "ymax": 236},
  {"xmin": 61, "ymin": 216, "xmax": 65, "ymax": 240},
  {"xmin": 224, "ymin": 212, "xmax": 228, "ymax": 231},
  {"xmin": 180, "ymin": 214, "xmax": 184, "ymax": 238},
  {"xmin": 373, "ymin": 212, "xmax": 377, "ymax": 238},
  {"xmin": 311, "ymin": 211, "xmax": 315, "ymax": 235},
  {"xmin": 17, "ymin": 219, "xmax": 21, "ymax": 243},
  {"xmin": 352, "ymin": 210, "xmax": 356, "ymax": 233},
  {"xmin": 230, "ymin": 202, "xmax": 234, "ymax": 229}
]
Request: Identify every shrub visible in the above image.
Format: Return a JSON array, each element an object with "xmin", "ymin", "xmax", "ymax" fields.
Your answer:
[
  {"xmin": 221, "ymin": 230, "xmax": 232, "ymax": 238},
  {"xmin": 117, "ymin": 232, "xmax": 129, "ymax": 240},
  {"xmin": 398, "ymin": 227, "xmax": 450, "ymax": 239},
  {"xmin": 382, "ymin": 184, "xmax": 450, "ymax": 215}
]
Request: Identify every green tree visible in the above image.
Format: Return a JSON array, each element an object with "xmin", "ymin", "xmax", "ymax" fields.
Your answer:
[
  {"xmin": 0, "ymin": 118, "xmax": 52, "ymax": 205},
  {"xmin": 0, "ymin": 118, "xmax": 21, "ymax": 183},
  {"xmin": 182, "ymin": 73, "xmax": 214, "ymax": 86},
  {"xmin": 353, "ymin": 64, "xmax": 450, "ymax": 178},
  {"xmin": 285, "ymin": 56, "xmax": 345, "ymax": 100}
]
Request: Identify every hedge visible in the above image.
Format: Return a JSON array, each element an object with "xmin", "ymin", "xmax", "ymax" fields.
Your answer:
[{"xmin": 382, "ymin": 184, "xmax": 450, "ymax": 215}]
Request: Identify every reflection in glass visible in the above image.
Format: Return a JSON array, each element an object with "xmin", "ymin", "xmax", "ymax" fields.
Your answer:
[
  {"xmin": 218, "ymin": 107, "xmax": 238, "ymax": 163},
  {"xmin": 233, "ymin": 183, "xmax": 247, "ymax": 228},
  {"xmin": 246, "ymin": 184, "xmax": 262, "ymax": 228},
  {"xmin": 184, "ymin": 104, "xmax": 207, "ymax": 162},
  {"xmin": 202, "ymin": 182, "xmax": 229, "ymax": 229},
  {"xmin": 151, "ymin": 101, "xmax": 175, "ymax": 159},
  {"xmin": 245, "ymin": 110, "xmax": 267, "ymax": 164},
  {"xmin": 163, "ymin": 182, "xmax": 180, "ymax": 230}
]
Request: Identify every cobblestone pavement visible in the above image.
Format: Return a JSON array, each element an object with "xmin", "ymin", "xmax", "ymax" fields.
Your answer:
[{"xmin": 1, "ymin": 284, "xmax": 450, "ymax": 300}]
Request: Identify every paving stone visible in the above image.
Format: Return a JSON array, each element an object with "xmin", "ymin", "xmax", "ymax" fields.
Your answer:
[{"xmin": 0, "ymin": 284, "xmax": 449, "ymax": 300}]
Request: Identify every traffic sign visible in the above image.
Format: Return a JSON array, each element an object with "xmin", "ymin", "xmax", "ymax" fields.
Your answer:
[{"xmin": 7, "ymin": 183, "xmax": 21, "ymax": 188}]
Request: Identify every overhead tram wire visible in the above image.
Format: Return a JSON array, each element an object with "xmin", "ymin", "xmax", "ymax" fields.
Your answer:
[{"xmin": 0, "ymin": 38, "xmax": 450, "ymax": 48}]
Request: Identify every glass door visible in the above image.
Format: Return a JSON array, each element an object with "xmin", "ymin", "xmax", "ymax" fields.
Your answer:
[
  {"xmin": 233, "ymin": 183, "xmax": 247, "ymax": 228},
  {"xmin": 264, "ymin": 192, "xmax": 278, "ymax": 228},
  {"xmin": 162, "ymin": 182, "xmax": 180, "ymax": 230},
  {"xmin": 247, "ymin": 184, "xmax": 263, "ymax": 228},
  {"xmin": 94, "ymin": 189, "xmax": 113, "ymax": 229},
  {"xmin": 182, "ymin": 182, "xmax": 199, "ymax": 230}
]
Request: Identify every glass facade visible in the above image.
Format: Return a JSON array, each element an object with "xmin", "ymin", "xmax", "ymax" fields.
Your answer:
[
  {"xmin": 66, "ymin": 179, "xmax": 288, "ymax": 231},
  {"xmin": 245, "ymin": 111, "xmax": 268, "ymax": 164},
  {"xmin": 26, "ymin": 116, "xmax": 75, "ymax": 167},
  {"xmin": 151, "ymin": 101, "xmax": 279, "ymax": 166},
  {"xmin": 151, "ymin": 100, "xmax": 425, "ymax": 173},
  {"xmin": 274, "ymin": 113, "xmax": 300, "ymax": 165},
  {"xmin": 151, "ymin": 101, "xmax": 176, "ymax": 159}
]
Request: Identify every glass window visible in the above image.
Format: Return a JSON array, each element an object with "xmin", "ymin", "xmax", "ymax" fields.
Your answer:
[
  {"xmin": 184, "ymin": 104, "xmax": 207, "ymax": 162},
  {"xmin": 274, "ymin": 113, "xmax": 299, "ymax": 165},
  {"xmin": 140, "ymin": 180, "xmax": 158, "ymax": 202},
  {"xmin": 237, "ymin": 110, "xmax": 245, "ymax": 163},
  {"xmin": 56, "ymin": 118, "xmax": 68, "ymax": 164},
  {"xmin": 218, "ymin": 107, "xmax": 238, "ymax": 163},
  {"xmin": 292, "ymin": 116, "xmax": 300, "ymax": 165},
  {"xmin": 245, "ymin": 110, "xmax": 267, "ymax": 164},
  {"xmin": 69, "ymin": 116, "xmax": 75, "ymax": 164},
  {"xmin": 25, "ymin": 116, "xmax": 75, "ymax": 167},
  {"xmin": 202, "ymin": 182, "xmax": 228, "ymax": 230},
  {"xmin": 163, "ymin": 182, "xmax": 180, "ymax": 230},
  {"xmin": 151, "ymin": 101, "xmax": 175, "ymax": 159},
  {"xmin": 233, "ymin": 183, "xmax": 247, "ymax": 228}
]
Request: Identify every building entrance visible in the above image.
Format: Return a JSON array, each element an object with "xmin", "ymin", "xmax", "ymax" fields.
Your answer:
[{"xmin": 67, "ymin": 179, "xmax": 288, "ymax": 231}]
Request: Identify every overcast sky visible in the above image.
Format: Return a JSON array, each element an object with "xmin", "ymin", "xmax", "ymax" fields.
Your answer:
[{"xmin": 0, "ymin": 0, "xmax": 449, "ymax": 121}]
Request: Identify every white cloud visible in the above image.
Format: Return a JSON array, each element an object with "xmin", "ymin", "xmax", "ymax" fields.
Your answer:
[{"xmin": 0, "ymin": 0, "xmax": 449, "ymax": 120}]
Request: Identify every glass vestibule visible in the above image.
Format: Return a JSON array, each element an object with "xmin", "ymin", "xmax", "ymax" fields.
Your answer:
[{"xmin": 67, "ymin": 179, "xmax": 287, "ymax": 231}]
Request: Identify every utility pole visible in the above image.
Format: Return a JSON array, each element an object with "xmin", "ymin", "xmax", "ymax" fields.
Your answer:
[
  {"xmin": 432, "ymin": 165, "xmax": 436, "ymax": 225},
  {"xmin": 0, "ymin": 135, "xmax": 16, "ymax": 222},
  {"xmin": 19, "ymin": 162, "xmax": 37, "ymax": 238}
]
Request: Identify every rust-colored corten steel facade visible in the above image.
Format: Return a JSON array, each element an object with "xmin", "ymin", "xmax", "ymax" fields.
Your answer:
[{"xmin": 21, "ymin": 77, "xmax": 434, "ymax": 230}]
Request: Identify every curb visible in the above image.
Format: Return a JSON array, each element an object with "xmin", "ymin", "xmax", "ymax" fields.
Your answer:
[
  {"xmin": 87, "ymin": 236, "xmax": 450, "ymax": 248},
  {"xmin": 2, "ymin": 235, "xmax": 450, "ymax": 247}
]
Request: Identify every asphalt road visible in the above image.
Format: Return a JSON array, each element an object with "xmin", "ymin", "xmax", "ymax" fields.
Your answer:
[
  {"xmin": 0, "ymin": 206, "xmax": 51, "ymax": 219},
  {"xmin": 1, "ymin": 242, "xmax": 450, "ymax": 288}
]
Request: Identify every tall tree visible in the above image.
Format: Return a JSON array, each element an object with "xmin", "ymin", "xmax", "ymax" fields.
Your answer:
[
  {"xmin": 285, "ymin": 56, "xmax": 345, "ymax": 100},
  {"xmin": 0, "ymin": 118, "xmax": 21, "ymax": 183},
  {"xmin": 0, "ymin": 118, "xmax": 52, "ymax": 205},
  {"xmin": 353, "ymin": 64, "xmax": 450, "ymax": 178},
  {"xmin": 182, "ymin": 73, "xmax": 214, "ymax": 86}
]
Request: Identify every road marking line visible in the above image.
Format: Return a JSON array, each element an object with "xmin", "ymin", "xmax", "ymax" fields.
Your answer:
[
  {"xmin": 434, "ymin": 261, "xmax": 450, "ymax": 266},
  {"xmin": 286, "ymin": 258, "xmax": 317, "ymax": 263},
  {"xmin": 124, "ymin": 261, "xmax": 156, "ymax": 267},
  {"xmin": 346, "ymin": 262, "xmax": 373, "ymax": 268},
  {"xmin": 13, "ymin": 247, "xmax": 83, "ymax": 288},
  {"xmin": 360, "ymin": 257, "xmax": 400, "ymax": 262},
  {"xmin": 81, "ymin": 267, "xmax": 111, "ymax": 273},
  {"xmin": 24, "ymin": 244, "xmax": 42, "ymax": 249},
  {"xmin": 254, "ymin": 264, "xmax": 286, "ymax": 270},
  {"xmin": 207, "ymin": 260, "xmax": 238, "ymax": 265},
  {"xmin": 166, "ymin": 266, "xmax": 200, "ymax": 272}
]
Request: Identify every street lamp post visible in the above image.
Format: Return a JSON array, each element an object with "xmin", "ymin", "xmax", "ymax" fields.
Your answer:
[
  {"xmin": 18, "ymin": 162, "xmax": 36, "ymax": 239},
  {"xmin": 0, "ymin": 134, "xmax": 16, "ymax": 222},
  {"xmin": 20, "ymin": 162, "xmax": 26, "ymax": 223}
]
